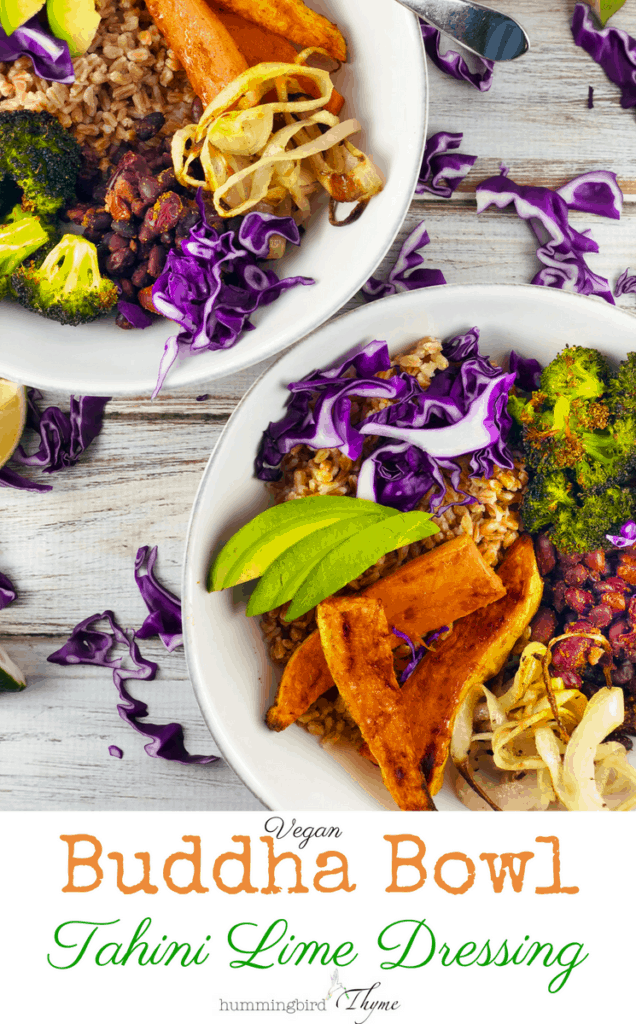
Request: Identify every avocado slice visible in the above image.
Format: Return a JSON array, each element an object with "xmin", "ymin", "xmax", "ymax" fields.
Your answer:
[
  {"xmin": 0, "ymin": 0, "xmax": 45, "ymax": 37},
  {"xmin": 590, "ymin": 0, "xmax": 626, "ymax": 24},
  {"xmin": 46, "ymin": 0, "xmax": 100, "ymax": 57}
]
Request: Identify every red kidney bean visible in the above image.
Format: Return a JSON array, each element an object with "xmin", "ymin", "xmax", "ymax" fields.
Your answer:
[
  {"xmin": 565, "ymin": 587, "xmax": 593, "ymax": 614},
  {"xmin": 131, "ymin": 261, "xmax": 151, "ymax": 289},
  {"xmin": 583, "ymin": 550, "xmax": 606, "ymax": 573},
  {"xmin": 529, "ymin": 606, "xmax": 557, "ymax": 644},
  {"xmin": 534, "ymin": 534, "xmax": 556, "ymax": 576},
  {"xmin": 107, "ymin": 233, "xmax": 130, "ymax": 252},
  {"xmin": 154, "ymin": 191, "xmax": 183, "ymax": 233},
  {"xmin": 106, "ymin": 248, "xmax": 136, "ymax": 274},
  {"xmin": 553, "ymin": 580, "xmax": 568, "ymax": 613},
  {"xmin": 135, "ymin": 112, "xmax": 165, "ymax": 141},
  {"xmin": 115, "ymin": 311, "xmax": 135, "ymax": 330},
  {"xmin": 559, "ymin": 669, "xmax": 583, "ymax": 689},
  {"xmin": 138, "ymin": 285, "xmax": 159, "ymax": 314},
  {"xmin": 139, "ymin": 176, "xmax": 163, "ymax": 203},
  {"xmin": 117, "ymin": 278, "xmax": 135, "ymax": 300},
  {"xmin": 587, "ymin": 604, "xmax": 614, "ymax": 629},
  {"xmin": 147, "ymin": 244, "xmax": 166, "ymax": 278},
  {"xmin": 191, "ymin": 96, "xmax": 203, "ymax": 122},
  {"xmin": 556, "ymin": 551, "xmax": 584, "ymax": 571},
  {"xmin": 564, "ymin": 564, "xmax": 589, "ymax": 587}
]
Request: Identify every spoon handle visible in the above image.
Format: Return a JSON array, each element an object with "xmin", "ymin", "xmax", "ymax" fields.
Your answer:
[{"xmin": 397, "ymin": 0, "xmax": 530, "ymax": 61}]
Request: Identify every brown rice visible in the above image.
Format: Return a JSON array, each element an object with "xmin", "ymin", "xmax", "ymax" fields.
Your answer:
[
  {"xmin": 259, "ymin": 335, "xmax": 529, "ymax": 748},
  {"xmin": 0, "ymin": 0, "xmax": 195, "ymax": 171}
]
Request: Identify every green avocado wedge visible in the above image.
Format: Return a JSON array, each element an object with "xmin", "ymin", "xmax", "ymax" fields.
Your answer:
[
  {"xmin": 246, "ymin": 507, "xmax": 397, "ymax": 616},
  {"xmin": 0, "ymin": 0, "xmax": 44, "ymax": 35},
  {"xmin": 209, "ymin": 495, "xmax": 396, "ymax": 591},
  {"xmin": 591, "ymin": 0, "xmax": 626, "ymax": 24},
  {"xmin": 46, "ymin": 0, "xmax": 101, "ymax": 56},
  {"xmin": 283, "ymin": 510, "xmax": 439, "ymax": 621},
  {"xmin": 0, "ymin": 643, "xmax": 26, "ymax": 692}
]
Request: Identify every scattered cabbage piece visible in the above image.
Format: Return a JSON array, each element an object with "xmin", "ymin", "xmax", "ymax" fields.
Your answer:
[
  {"xmin": 152, "ymin": 193, "xmax": 312, "ymax": 398},
  {"xmin": 108, "ymin": 744, "xmax": 123, "ymax": 758},
  {"xmin": 362, "ymin": 221, "xmax": 446, "ymax": 300},
  {"xmin": 254, "ymin": 339, "xmax": 419, "ymax": 481},
  {"xmin": 420, "ymin": 20, "xmax": 494, "ymax": 91},
  {"xmin": 117, "ymin": 300, "xmax": 152, "ymax": 329},
  {"xmin": 0, "ymin": 570, "xmax": 15, "ymax": 609},
  {"xmin": 134, "ymin": 545, "xmax": 183, "ymax": 653},
  {"xmin": 49, "ymin": 608, "xmax": 218, "ymax": 765},
  {"xmin": 509, "ymin": 350, "xmax": 542, "ymax": 392},
  {"xmin": 615, "ymin": 267, "xmax": 636, "ymax": 296},
  {"xmin": 0, "ymin": 390, "xmax": 109, "ymax": 490},
  {"xmin": 0, "ymin": 15, "xmax": 74, "ymax": 84},
  {"xmin": 416, "ymin": 131, "xmax": 477, "ymax": 199},
  {"xmin": 476, "ymin": 169, "xmax": 622, "ymax": 303},
  {"xmin": 572, "ymin": 1, "xmax": 636, "ymax": 108},
  {"xmin": 606, "ymin": 519, "xmax": 636, "ymax": 547}
]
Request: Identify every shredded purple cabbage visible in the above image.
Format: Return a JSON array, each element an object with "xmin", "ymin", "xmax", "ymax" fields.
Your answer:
[
  {"xmin": 362, "ymin": 221, "xmax": 446, "ymax": 300},
  {"xmin": 588, "ymin": 85, "xmax": 594, "ymax": 108},
  {"xmin": 134, "ymin": 545, "xmax": 182, "ymax": 653},
  {"xmin": 416, "ymin": 131, "xmax": 477, "ymax": 199},
  {"xmin": 615, "ymin": 268, "xmax": 636, "ymax": 296},
  {"xmin": 49, "ymin": 609, "xmax": 217, "ymax": 765},
  {"xmin": 424, "ymin": 624, "xmax": 450, "ymax": 646},
  {"xmin": 151, "ymin": 193, "xmax": 313, "ymax": 397},
  {"xmin": 0, "ymin": 391, "xmax": 109, "ymax": 491},
  {"xmin": 238, "ymin": 211, "xmax": 301, "ymax": 258},
  {"xmin": 392, "ymin": 627, "xmax": 425, "ymax": 683},
  {"xmin": 255, "ymin": 340, "xmax": 420, "ymax": 480},
  {"xmin": 443, "ymin": 327, "xmax": 480, "ymax": 362},
  {"xmin": 0, "ymin": 571, "xmax": 16, "ymax": 609},
  {"xmin": 118, "ymin": 300, "xmax": 153, "ymax": 329},
  {"xmin": 572, "ymin": 2, "xmax": 636, "ymax": 109},
  {"xmin": 108, "ymin": 745, "xmax": 123, "ymax": 758},
  {"xmin": 509, "ymin": 350, "xmax": 542, "ymax": 392},
  {"xmin": 607, "ymin": 520, "xmax": 636, "ymax": 548},
  {"xmin": 420, "ymin": 20, "xmax": 494, "ymax": 91},
  {"xmin": 195, "ymin": 394, "xmax": 210, "ymax": 401},
  {"xmin": 0, "ymin": 16, "xmax": 74, "ymax": 83},
  {"xmin": 476, "ymin": 169, "xmax": 622, "ymax": 303}
]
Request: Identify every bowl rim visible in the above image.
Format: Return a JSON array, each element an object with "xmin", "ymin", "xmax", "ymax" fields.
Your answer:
[
  {"xmin": 0, "ymin": 7, "xmax": 427, "ymax": 397},
  {"xmin": 183, "ymin": 282, "xmax": 636, "ymax": 810}
]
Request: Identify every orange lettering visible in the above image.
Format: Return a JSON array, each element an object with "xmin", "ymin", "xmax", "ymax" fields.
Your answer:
[
  {"xmin": 479, "ymin": 852, "xmax": 534, "ymax": 893},
  {"xmin": 60, "ymin": 834, "xmax": 103, "ymax": 893},
  {"xmin": 163, "ymin": 835, "xmax": 209, "ymax": 894},
  {"xmin": 213, "ymin": 835, "xmax": 258, "ymax": 895},
  {"xmin": 535, "ymin": 836, "xmax": 579, "ymax": 894},
  {"xmin": 434, "ymin": 852, "xmax": 475, "ymax": 895},
  {"xmin": 259, "ymin": 836, "xmax": 309, "ymax": 894},
  {"xmin": 313, "ymin": 851, "xmax": 356, "ymax": 893},
  {"xmin": 108, "ymin": 851, "xmax": 158, "ymax": 894},
  {"xmin": 384, "ymin": 834, "xmax": 426, "ymax": 893}
]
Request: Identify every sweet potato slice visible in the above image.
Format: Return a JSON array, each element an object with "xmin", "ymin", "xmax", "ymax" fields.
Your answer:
[
  {"xmin": 145, "ymin": 0, "xmax": 248, "ymax": 105},
  {"xmin": 403, "ymin": 533, "xmax": 543, "ymax": 795},
  {"xmin": 317, "ymin": 596, "xmax": 436, "ymax": 811},
  {"xmin": 265, "ymin": 535, "xmax": 506, "ymax": 731},
  {"xmin": 207, "ymin": 0, "xmax": 344, "ymax": 114},
  {"xmin": 214, "ymin": 0, "xmax": 347, "ymax": 62}
]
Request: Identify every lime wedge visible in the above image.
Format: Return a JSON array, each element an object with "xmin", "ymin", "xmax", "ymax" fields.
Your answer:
[
  {"xmin": 0, "ymin": 643, "xmax": 26, "ymax": 691},
  {"xmin": 0, "ymin": 378, "xmax": 26, "ymax": 469}
]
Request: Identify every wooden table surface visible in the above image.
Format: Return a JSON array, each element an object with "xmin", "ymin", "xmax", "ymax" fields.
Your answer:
[{"xmin": 2, "ymin": 0, "xmax": 636, "ymax": 811}]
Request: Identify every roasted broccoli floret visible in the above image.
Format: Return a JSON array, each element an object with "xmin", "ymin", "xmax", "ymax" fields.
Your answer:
[
  {"xmin": 0, "ymin": 205, "xmax": 52, "ymax": 299},
  {"xmin": 548, "ymin": 487, "xmax": 636, "ymax": 554},
  {"xmin": 520, "ymin": 468, "xmax": 576, "ymax": 535},
  {"xmin": 0, "ymin": 110, "xmax": 81, "ymax": 218},
  {"xmin": 539, "ymin": 345, "xmax": 611, "ymax": 403},
  {"xmin": 518, "ymin": 345, "xmax": 636, "ymax": 552},
  {"xmin": 12, "ymin": 234, "xmax": 118, "ymax": 326},
  {"xmin": 608, "ymin": 352, "xmax": 636, "ymax": 417},
  {"xmin": 0, "ymin": 173, "xmax": 21, "ymax": 220}
]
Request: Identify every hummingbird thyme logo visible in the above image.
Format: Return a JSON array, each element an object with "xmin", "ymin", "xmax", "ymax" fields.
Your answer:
[{"xmin": 326, "ymin": 968, "xmax": 350, "ymax": 1002}]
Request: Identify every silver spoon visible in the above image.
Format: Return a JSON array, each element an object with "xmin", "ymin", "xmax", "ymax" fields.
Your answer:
[{"xmin": 398, "ymin": 0, "xmax": 530, "ymax": 61}]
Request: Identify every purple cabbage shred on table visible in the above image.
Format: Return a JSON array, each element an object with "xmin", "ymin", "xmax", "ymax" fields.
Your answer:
[
  {"xmin": 0, "ymin": 571, "xmax": 16, "ymax": 610},
  {"xmin": 606, "ymin": 520, "xmax": 636, "ymax": 548},
  {"xmin": 362, "ymin": 221, "xmax": 446, "ymax": 301},
  {"xmin": 0, "ymin": 391, "xmax": 110, "ymax": 492},
  {"xmin": 476, "ymin": 168, "xmax": 623, "ymax": 302},
  {"xmin": 151, "ymin": 192, "xmax": 313, "ymax": 398},
  {"xmin": 108, "ymin": 745, "xmax": 123, "ymax": 758},
  {"xmin": 572, "ymin": 2, "xmax": 636, "ymax": 109},
  {"xmin": 0, "ymin": 16, "xmax": 74, "ymax": 84},
  {"xmin": 420, "ymin": 20, "xmax": 494, "ymax": 91},
  {"xmin": 48, "ymin": 548, "xmax": 217, "ymax": 765},
  {"xmin": 416, "ymin": 131, "xmax": 477, "ymax": 199},
  {"xmin": 134, "ymin": 545, "xmax": 183, "ymax": 653},
  {"xmin": 615, "ymin": 267, "xmax": 636, "ymax": 296}
]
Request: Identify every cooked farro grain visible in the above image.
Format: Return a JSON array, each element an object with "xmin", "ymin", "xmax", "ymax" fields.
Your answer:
[
  {"xmin": 0, "ymin": 0, "xmax": 195, "ymax": 172},
  {"xmin": 259, "ymin": 335, "xmax": 529, "ymax": 749}
]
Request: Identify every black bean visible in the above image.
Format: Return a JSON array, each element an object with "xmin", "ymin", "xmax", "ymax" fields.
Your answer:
[
  {"xmin": 111, "ymin": 219, "xmax": 138, "ymax": 238},
  {"xmin": 92, "ymin": 182, "xmax": 108, "ymax": 204},
  {"xmin": 135, "ymin": 111, "xmax": 166, "ymax": 142},
  {"xmin": 156, "ymin": 168, "xmax": 177, "ymax": 192},
  {"xmin": 108, "ymin": 233, "xmax": 131, "ymax": 252},
  {"xmin": 529, "ymin": 606, "xmax": 557, "ymax": 645},
  {"xmin": 535, "ymin": 533, "xmax": 556, "ymax": 576},
  {"xmin": 118, "ymin": 278, "xmax": 135, "ymax": 300}
]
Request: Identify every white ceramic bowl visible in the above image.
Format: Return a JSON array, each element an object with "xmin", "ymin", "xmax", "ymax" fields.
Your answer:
[
  {"xmin": 183, "ymin": 284, "xmax": 636, "ymax": 811},
  {"xmin": 0, "ymin": 0, "xmax": 426, "ymax": 395}
]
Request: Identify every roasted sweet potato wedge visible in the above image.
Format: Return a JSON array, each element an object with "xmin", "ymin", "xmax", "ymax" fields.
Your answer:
[
  {"xmin": 317, "ymin": 596, "xmax": 436, "ymax": 811},
  {"xmin": 404, "ymin": 533, "xmax": 543, "ymax": 795},
  {"xmin": 266, "ymin": 535, "xmax": 506, "ymax": 731},
  {"xmin": 145, "ymin": 0, "xmax": 248, "ymax": 105},
  {"xmin": 214, "ymin": 0, "xmax": 347, "ymax": 62}
]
